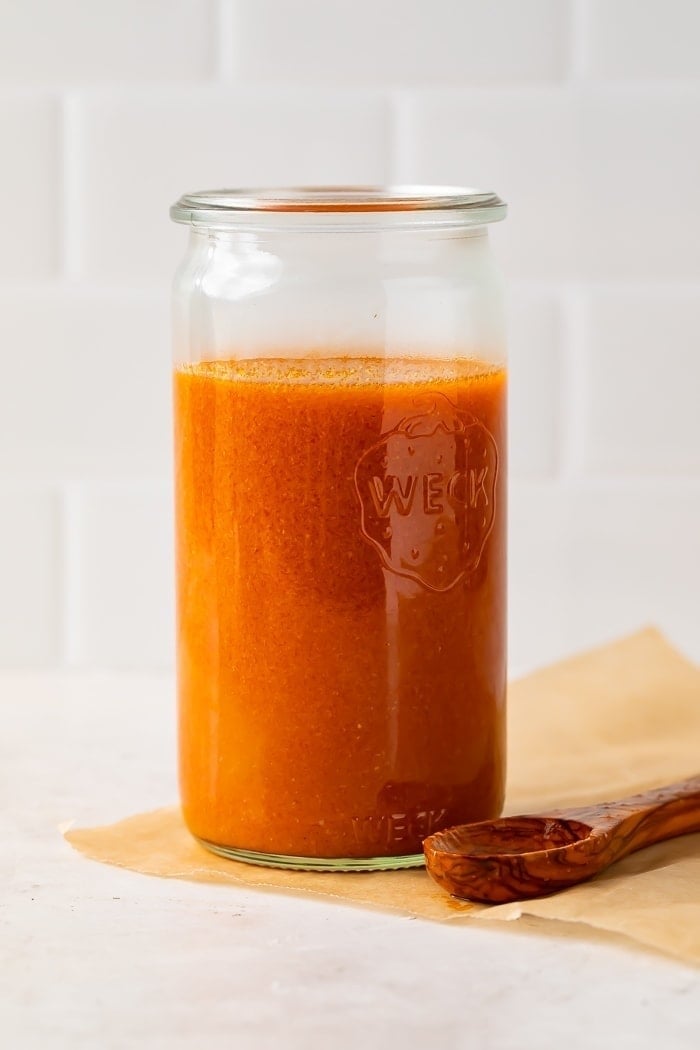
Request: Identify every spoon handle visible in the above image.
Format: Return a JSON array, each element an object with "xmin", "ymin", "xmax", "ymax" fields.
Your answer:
[{"xmin": 561, "ymin": 774, "xmax": 700, "ymax": 863}]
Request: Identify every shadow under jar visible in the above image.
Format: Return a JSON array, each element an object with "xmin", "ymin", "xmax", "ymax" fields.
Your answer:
[{"xmin": 170, "ymin": 186, "xmax": 508, "ymax": 871}]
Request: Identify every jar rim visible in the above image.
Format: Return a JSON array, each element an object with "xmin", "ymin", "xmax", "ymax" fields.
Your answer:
[{"xmin": 170, "ymin": 185, "xmax": 507, "ymax": 228}]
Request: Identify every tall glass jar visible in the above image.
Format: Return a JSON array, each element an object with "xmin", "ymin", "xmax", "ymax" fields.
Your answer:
[{"xmin": 170, "ymin": 187, "xmax": 507, "ymax": 871}]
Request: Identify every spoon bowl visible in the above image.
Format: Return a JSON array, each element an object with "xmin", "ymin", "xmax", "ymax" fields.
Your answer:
[
  {"xmin": 425, "ymin": 816, "xmax": 599, "ymax": 903},
  {"xmin": 431, "ymin": 815, "xmax": 593, "ymax": 855},
  {"xmin": 424, "ymin": 775, "xmax": 700, "ymax": 903}
]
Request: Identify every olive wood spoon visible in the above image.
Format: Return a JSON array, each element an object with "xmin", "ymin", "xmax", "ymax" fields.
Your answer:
[{"xmin": 423, "ymin": 775, "xmax": 700, "ymax": 904}]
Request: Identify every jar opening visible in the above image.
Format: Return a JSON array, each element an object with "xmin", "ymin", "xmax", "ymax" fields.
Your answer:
[{"xmin": 170, "ymin": 185, "xmax": 506, "ymax": 230}]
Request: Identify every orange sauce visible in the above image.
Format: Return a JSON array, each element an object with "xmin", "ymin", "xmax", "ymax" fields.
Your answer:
[{"xmin": 174, "ymin": 357, "xmax": 507, "ymax": 859}]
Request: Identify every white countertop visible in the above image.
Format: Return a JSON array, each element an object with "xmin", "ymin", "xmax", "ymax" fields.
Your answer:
[{"xmin": 3, "ymin": 671, "xmax": 699, "ymax": 1050}]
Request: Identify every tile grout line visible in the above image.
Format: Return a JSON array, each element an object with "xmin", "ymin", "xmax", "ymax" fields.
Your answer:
[
  {"xmin": 387, "ymin": 88, "xmax": 413, "ymax": 182},
  {"xmin": 60, "ymin": 91, "xmax": 82, "ymax": 281},
  {"xmin": 0, "ymin": 276, "xmax": 698, "ymax": 297},
  {"xmin": 567, "ymin": 0, "xmax": 590, "ymax": 83},
  {"xmin": 60, "ymin": 482, "xmax": 84, "ymax": 667},
  {"xmin": 557, "ymin": 284, "xmax": 589, "ymax": 481},
  {"xmin": 49, "ymin": 483, "xmax": 65, "ymax": 669},
  {"xmin": 215, "ymin": 0, "xmax": 236, "ymax": 84}
]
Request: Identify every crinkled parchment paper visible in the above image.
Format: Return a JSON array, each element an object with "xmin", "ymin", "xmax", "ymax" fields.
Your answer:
[{"xmin": 66, "ymin": 630, "xmax": 700, "ymax": 964}]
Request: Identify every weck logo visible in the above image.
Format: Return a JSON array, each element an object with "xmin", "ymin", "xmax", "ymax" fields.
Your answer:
[{"xmin": 354, "ymin": 393, "xmax": 498, "ymax": 592}]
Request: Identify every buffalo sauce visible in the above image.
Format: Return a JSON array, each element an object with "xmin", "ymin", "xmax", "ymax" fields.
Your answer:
[{"xmin": 174, "ymin": 356, "xmax": 506, "ymax": 861}]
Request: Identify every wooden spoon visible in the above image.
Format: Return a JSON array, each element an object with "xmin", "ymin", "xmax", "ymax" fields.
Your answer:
[{"xmin": 423, "ymin": 775, "xmax": 700, "ymax": 904}]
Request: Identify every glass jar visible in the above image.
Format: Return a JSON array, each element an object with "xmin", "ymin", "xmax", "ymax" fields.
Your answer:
[{"xmin": 170, "ymin": 186, "xmax": 508, "ymax": 871}]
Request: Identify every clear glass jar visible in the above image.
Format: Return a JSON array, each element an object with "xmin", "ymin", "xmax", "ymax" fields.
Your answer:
[{"xmin": 170, "ymin": 186, "xmax": 508, "ymax": 871}]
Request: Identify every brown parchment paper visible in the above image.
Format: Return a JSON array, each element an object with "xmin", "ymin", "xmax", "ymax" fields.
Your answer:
[{"xmin": 65, "ymin": 629, "xmax": 700, "ymax": 964}]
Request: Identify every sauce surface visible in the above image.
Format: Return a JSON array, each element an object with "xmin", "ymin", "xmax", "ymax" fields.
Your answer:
[{"xmin": 174, "ymin": 356, "xmax": 507, "ymax": 859}]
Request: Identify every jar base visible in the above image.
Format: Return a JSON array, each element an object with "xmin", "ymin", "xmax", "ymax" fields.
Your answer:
[{"xmin": 195, "ymin": 836, "xmax": 425, "ymax": 872}]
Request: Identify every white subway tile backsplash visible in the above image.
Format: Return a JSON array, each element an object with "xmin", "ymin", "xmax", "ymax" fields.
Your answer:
[
  {"xmin": 509, "ymin": 480, "xmax": 577, "ymax": 673},
  {"xmin": 398, "ymin": 90, "xmax": 580, "ymax": 280},
  {"xmin": 0, "ymin": 1, "xmax": 215, "ymax": 85},
  {"xmin": 0, "ymin": 95, "xmax": 59, "ymax": 279},
  {"xmin": 508, "ymin": 290, "xmax": 562, "ymax": 479},
  {"xmin": 54, "ymin": 474, "xmax": 700, "ymax": 673},
  {"xmin": 226, "ymin": 0, "xmax": 570, "ymax": 86},
  {"xmin": 579, "ymin": 91, "xmax": 700, "ymax": 280},
  {"xmin": 585, "ymin": 1, "xmax": 700, "ymax": 81},
  {"xmin": 579, "ymin": 290, "xmax": 700, "ymax": 476},
  {"xmin": 0, "ymin": 290, "xmax": 171, "ymax": 479},
  {"xmin": 0, "ymin": 486, "xmax": 61, "ymax": 666},
  {"xmin": 68, "ymin": 482, "xmax": 174, "ymax": 668},
  {"xmin": 74, "ymin": 89, "xmax": 391, "ymax": 281},
  {"xmin": 401, "ymin": 89, "xmax": 700, "ymax": 280},
  {"xmin": 0, "ymin": 6, "xmax": 698, "ymax": 670},
  {"xmin": 559, "ymin": 483, "xmax": 700, "ymax": 669},
  {"xmin": 509, "ymin": 481, "xmax": 700, "ymax": 673}
]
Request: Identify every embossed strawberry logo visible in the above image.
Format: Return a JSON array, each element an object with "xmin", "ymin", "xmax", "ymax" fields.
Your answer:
[{"xmin": 354, "ymin": 393, "xmax": 498, "ymax": 592}]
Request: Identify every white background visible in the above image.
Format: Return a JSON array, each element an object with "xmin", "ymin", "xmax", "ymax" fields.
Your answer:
[
  {"xmin": 1, "ymin": 0, "xmax": 699, "ymax": 673},
  {"xmin": 3, "ymin": 8, "xmax": 700, "ymax": 1047}
]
